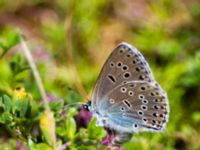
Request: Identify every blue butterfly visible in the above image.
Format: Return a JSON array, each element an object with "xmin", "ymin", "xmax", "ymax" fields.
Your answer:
[{"xmin": 84, "ymin": 43, "xmax": 169, "ymax": 146}]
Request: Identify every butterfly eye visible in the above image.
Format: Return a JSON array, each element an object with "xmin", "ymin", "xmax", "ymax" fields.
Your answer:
[
  {"xmin": 83, "ymin": 101, "xmax": 91, "ymax": 111},
  {"xmin": 83, "ymin": 104, "xmax": 88, "ymax": 110}
]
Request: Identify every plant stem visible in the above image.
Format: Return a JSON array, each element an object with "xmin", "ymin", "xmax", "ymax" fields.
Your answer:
[
  {"xmin": 20, "ymin": 37, "xmax": 57, "ymax": 149},
  {"xmin": 20, "ymin": 37, "xmax": 50, "ymax": 111},
  {"xmin": 64, "ymin": 0, "xmax": 89, "ymax": 101}
]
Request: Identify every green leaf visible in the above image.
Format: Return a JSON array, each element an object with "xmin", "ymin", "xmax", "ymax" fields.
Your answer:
[
  {"xmin": 123, "ymin": 141, "xmax": 144, "ymax": 150},
  {"xmin": 36, "ymin": 144, "xmax": 52, "ymax": 150},
  {"xmin": 69, "ymin": 145, "xmax": 78, "ymax": 150},
  {"xmin": 0, "ymin": 29, "xmax": 20, "ymax": 58},
  {"xmin": 28, "ymin": 139, "xmax": 52, "ymax": 150},
  {"xmin": 15, "ymin": 99, "xmax": 30, "ymax": 117},
  {"xmin": 28, "ymin": 138, "xmax": 36, "ymax": 150},
  {"xmin": 192, "ymin": 111, "xmax": 200, "ymax": 122},
  {"xmin": 6, "ymin": 31, "xmax": 20, "ymax": 49},
  {"xmin": 87, "ymin": 118, "xmax": 106, "ymax": 140},
  {"xmin": 0, "ymin": 111, "xmax": 13, "ymax": 124},
  {"xmin": 65, "ymin": 116, "xmax": 76, "ymax": 140},
  {"xmin": 49, "ymin": 101, "xmax": 62, "ymax": 112},
  {"xmin": 2, "ymin": 95, "xmax": 12, "ymax": 112},
  {"xmin": 66, "ymin": 90, "xmax": 81, "ymax": 104},
  {"xmin": 67, "ymin": 107, "xmax": 78, "ymax": 117},
  {"xmin": 76, "ymin": 145, "xmax": 97, "ymax": 150},
  {"xmin": 10, "ymin": 54, "xmax": 24, "ymax": 74}
]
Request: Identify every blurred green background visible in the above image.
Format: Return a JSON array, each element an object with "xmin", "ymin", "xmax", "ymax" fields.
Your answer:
[{"xmin": 0, "ymin": 0, "xmax": 200, "ymax": 150}]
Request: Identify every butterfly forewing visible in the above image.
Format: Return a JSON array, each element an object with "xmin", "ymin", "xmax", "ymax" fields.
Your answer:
[{"xmin": 92, "ymin": 43, "xmax": 156, "ymax": 108}]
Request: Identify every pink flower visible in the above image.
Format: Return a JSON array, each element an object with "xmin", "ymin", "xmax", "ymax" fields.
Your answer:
[
  {"xmin": 102, "ymin": 133, "xmax": 113, "ymax": 145},
  {"xmin": 75, "ymin": 106, "xmax": 92, "ymax": 127},
  {"xmin": 16, "ymin": 141, "xmax": 26, "ymax": 150},
  {"xmin": 47, "ymin": 94, "xmax": 63, "ymax": 103},
  {"xmin": 47, "ymin": 94, "xmax": 55, "ymax": 102},
  {"xmin": 102, "ymin": 129, "xmax": 123, "ymax": 150}
]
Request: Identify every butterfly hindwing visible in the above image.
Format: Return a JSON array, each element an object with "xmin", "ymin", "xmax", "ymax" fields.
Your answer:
[{"xmin": 99, "ymin": 81, "xmax": 169, "ymax": 132}]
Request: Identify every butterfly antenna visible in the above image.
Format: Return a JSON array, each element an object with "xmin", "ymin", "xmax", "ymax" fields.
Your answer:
[{"xmin": 62, "ymin": 102, "xmax": 86, "ymax": 111}]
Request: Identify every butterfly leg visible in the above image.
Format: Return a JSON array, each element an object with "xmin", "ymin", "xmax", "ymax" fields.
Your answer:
[{"xmin": 111, "ymin": 131, "xmax": 132, "ymax": 146}]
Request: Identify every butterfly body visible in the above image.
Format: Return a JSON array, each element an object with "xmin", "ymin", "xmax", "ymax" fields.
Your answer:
[{"xmin": 85, "ymin": 42, "xmax": 169, "ymax": 145}]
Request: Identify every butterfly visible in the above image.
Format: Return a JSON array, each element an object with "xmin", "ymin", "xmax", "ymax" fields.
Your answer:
[{"xmin": 83, "ymin": 42, "xmax": 169, "ymax": 146}]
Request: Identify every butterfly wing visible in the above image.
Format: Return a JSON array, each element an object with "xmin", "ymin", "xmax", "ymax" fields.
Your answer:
[
  {"xmin": 92, "ymin": 42, "xmax": 157, "ymax": 109},
  {"xmin": 97, "ymin": 81, "xmax": 169, "ymax": 132}
]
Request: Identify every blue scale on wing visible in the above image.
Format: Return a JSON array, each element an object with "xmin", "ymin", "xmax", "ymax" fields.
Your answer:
[{"xmin": 109, "ymin": 114, "xmax": 138, "ymax": 128}]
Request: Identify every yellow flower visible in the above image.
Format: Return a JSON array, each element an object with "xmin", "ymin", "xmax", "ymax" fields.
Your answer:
[
  {"xmin": 14, "ymin": 87, "xmax": 27, "ymax": 99},
  {"xmin": 40, "ymin": 110, "xmax": 56, "ymax": 147}
]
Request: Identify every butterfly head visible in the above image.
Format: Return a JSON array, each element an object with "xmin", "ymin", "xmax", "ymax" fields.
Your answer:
[{"xmin": 83, "ymin": 101, "xmax": 92, "ymax": 111}]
